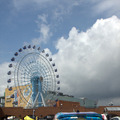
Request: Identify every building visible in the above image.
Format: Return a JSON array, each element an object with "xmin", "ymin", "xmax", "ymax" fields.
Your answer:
[
  {"xmin": 5, "ymin": 85, "xmax": 97, "ymax": 108},
  {"xmin": 2, "ymin": 88, "xmax": 120, "ymax": 119},
  {"xmin": 0, "ymin": 96, "xmax": 5, "ymax": 107},
  {"xmin": 1, "ymin": 103, "xmax": 120, "ymax": 119},
  {"xmin": 5, "ymin": 85, "xmax": 31, "ymax": 108},
  {"xmin": 45, "ymin": 91, "xmax": 97, "ymax": 108}
]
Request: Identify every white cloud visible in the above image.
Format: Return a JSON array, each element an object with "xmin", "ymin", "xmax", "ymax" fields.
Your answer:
[
  {"xmin": 23, "ymin": 14, "xmax": 52, "ymax": 46},
  {"xmin": 32, "ymin": 24, "xmax": 52, "ymax": 45},
  {"xmin": 38, "ymin": 14, "xmax": 48, "ymax": 24},
  {"xmin": 32, "ymin": 14, "xmax": 52, "ymax": 45},
  {"xmin": 92, "ymin": 0, "xmax": 120, "ymax": 16},
  {"xmin": 12, "ymin": 0, "xmax": 54, "ymax": 10},
  {"xmin": 54, "ymin": 16, "xmax": 120, "ymax": 105},
  {"xmin": 0, "ymin": 62, "xmax": 10, "ymax": 96},
  {"xmin": 12, "ymin": 0, "xmax": 82, "ymax": 9},
  {"xmin": 1, "ymin": 15, "xmax": 120, "ymax": 105},
  {"xmin": 52, "ymin": 1, "xmax": 81, "ymax": 21},
  {"xmin": 12, "ymin": 0, "xmax": 83, "ymax": 21}
]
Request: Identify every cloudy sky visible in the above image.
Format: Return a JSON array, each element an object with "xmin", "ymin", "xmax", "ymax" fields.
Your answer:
[{"xmin": 0, "ymin": 0, "xmax": 120, "ymax": 106}]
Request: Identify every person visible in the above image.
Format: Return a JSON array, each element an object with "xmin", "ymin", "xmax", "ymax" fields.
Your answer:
[{"xmin": 76, "ymin": 110, "xmax": 79, "ymax": 112}]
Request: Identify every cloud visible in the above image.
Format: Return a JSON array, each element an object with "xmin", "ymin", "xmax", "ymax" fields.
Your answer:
[
  {"xmin": 38, "ymin": 14, "xmax": 48, "ymax": 24},
  {"xmin": 31, "ymin": 24, "xmax": 52, "ymax": 45},
  {"xmin": 52, "ymin": 1, "xmax": 82, "ymax": 20},
  {"xmin": 1, "ymin": 14, "xmax": 120, "ymax": 106},
  {"xmin": 12, "ymin": 0, "xmax": 83, "ymax": 21},
  {"xmin": 23, "ymin": 14, "xmax": 52, "ymax": 46},
  {"xmin": 92, "ymin": 0, "xmax": 120, "ymax": 16},
  {"xmin": 31, "ymin": 14, "xmax": 52, "ymax": 45},
  {"xmin": 0, "ymin": 62, "xmax": 10, "ymax": 96},
  {"xmin": 12, "ymin": 0, "xmax": 54, "ymax": 10},
  {"xmin": 12, "ymin": 0, "xmax": 82, "ymax": 9},
  {"xmin": 54, "ymin": 16, "xmax": 120, "ymax": 105}
]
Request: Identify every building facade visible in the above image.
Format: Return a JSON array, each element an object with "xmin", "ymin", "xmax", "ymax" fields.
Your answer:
[{"xmin": 0, "ymin": 96, "xmax": 5, "ymax": 107}]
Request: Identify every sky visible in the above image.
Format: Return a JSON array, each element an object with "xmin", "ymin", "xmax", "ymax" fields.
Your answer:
[{"xmin": 0, "ymin": 0, "xmax": 120, "ymax": 106}]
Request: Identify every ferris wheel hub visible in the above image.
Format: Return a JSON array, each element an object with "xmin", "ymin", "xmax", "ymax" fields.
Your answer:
[{"xmin": 40, "ymin": 76, "xmax": 43, "ymax": 82}]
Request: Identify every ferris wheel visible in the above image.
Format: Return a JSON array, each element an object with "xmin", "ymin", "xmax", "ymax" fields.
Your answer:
[{"xmin": 7, "ymin": 45, "xmax": 60, "ymax": 108}]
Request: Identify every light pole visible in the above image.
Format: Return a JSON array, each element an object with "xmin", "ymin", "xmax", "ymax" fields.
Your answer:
[
  {"xmin": 60, "ymin": 103, "xmax": 63, "ymax": 112},
  {"xmin": 33, "ymin": 109, "xmax": 35, "ymax": 119}
]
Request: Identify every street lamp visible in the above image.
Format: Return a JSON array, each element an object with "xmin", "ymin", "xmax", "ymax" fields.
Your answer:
[
  {"xmin": 33, "ymin": 109, "xmax": 35, "ymax": 119},
  {"xmin": 60, "ymin": 103, "xmax": 63, "ymax": 112}
]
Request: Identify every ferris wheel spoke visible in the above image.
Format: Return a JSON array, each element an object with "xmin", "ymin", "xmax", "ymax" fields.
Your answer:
[
  {"xmin": 43, "ymin": 75, "xmax": 55, "ymax": 80},
  {"xmin": 20, "ymin": 57, "xmax": 37, "ymax": 72},
  {"xmin": 25, "ymin": 64, "xmax": 41, "ymax": 75},
  {"xmin": 43, "ymin": 76, "xmax": 52, "ymax": 81},
  {"xmin": 39, "ymin": 55, "xmax": 53, "ymax": 75},
  {"xmin": 43, "ymin": 82, "xmax": 52, "ymax": 85},
  {"xmin": 28, "ymin": 64, "xmax": 50, "ymax": 78},
  {"xmin": 18, "ymin": 65, "xmax": 32, "ymax": 76},
  {"xmin": 42, "ymin": 84, "xmax": 48, "ymax": 91},
  {"xmin": 42, "ymin": 81, "xmax": 52, "ymax": 87},
  {"xmin": 17, "ymin": 71, "xmax": 31, "ymax": 82},
  {"xmin": 22, "ymin": 80, "xmax": 31, "ymax": 83},
  {"xmin": 39, "ymin": 66, "xmax": 52, "ymax": 77},
  {"xmin": 23, "ymin": 63, "xmax": 33, "ymax": 72},
  {"xmin": 20, "ymin": 76, "xmax": 31, "ymax": 79},
  {"xmin": 43, "ymin": 85, "xmax": 51, "ymax": 91},
  {"xmin": 22, "ymin": 80, "xmax": 30, "ymax": 83},
  {"xmin": 43, "ymin": 77, "xmax": 52, "ymax": 81}
]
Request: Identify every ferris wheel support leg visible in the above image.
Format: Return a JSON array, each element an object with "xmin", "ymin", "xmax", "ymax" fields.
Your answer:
[
  {"xmin": 32, "ymin": 79, "xmax": 37, "ymax": 103},
  {"xmin": 38, "ymin": 80, "xmax": 43, "ymax": 107},
  {"xmin": 40, "ymin": 92, "xmax": 46, "ymax": 107},
  {"xmin": 32, "ymin": 92, "xmax": 39, "ymax": 108},
  {"xmin": 32, "ymin": 92, "xmax": 46, "ymax": 107}
]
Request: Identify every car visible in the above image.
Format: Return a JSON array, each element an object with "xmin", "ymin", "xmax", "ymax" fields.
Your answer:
[
  {"xmin": 111, "ymin": 116, "xmax": 120, "ymax": 120},
  {"xmin": 54, "ymin": 112, "xmax": 103, "ymax": 120},
  {"xmin": 101, "ymin": 114, "xmax": 107, "ymax": 120}
]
